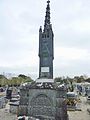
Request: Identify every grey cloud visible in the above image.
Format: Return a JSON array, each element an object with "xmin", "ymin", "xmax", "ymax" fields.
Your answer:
[
  {"xmin": 51, "ymin": 0, "xmax": 90, "ymax": 49},
  {"xmin": 55, "ymin": 31, "xmax": 90, "ymax": 49},
  {"xmin": 54, "ymin": 59, "xmax": 90, "ymax": 77},
  {"xmin": 0, "ymin": 65, "xmax": 39, "ymax": 79}
]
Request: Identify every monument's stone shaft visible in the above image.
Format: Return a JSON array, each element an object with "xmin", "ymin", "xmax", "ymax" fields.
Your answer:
[
  {"xmin": 18, "ymin": 1, "xmax": 68, "ymax": 120},
  {"xmin": 39, "ymin": 0, "xmax": 54, "ymax": 79}
]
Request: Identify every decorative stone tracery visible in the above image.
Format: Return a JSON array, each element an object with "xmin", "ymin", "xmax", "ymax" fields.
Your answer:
[
  {"xmin": 29, "ymin": 93, "xmax": 54, "ymax": 117},
  {"xmin": 30, "ymin": 94, "xmax": 52, "ymax": 106}
]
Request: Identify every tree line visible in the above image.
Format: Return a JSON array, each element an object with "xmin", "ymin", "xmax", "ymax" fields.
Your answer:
[
  {"xmin": 54, "ymin": 75, "xmax": 90, "ymax": 83},
  {"xmin": 0, "ymin": 74, "xmax": 33, "ymax": 87},
  {"xmin": 0, "ymin": 74, "xmax": 90, "ymax": 87}
]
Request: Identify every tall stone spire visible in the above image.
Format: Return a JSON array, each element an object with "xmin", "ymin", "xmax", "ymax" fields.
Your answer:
[
  {"xmin": 39, "ymin": 0, "xmax": 54, "ymax": 79},
  {"xmin": 44, "ymin": 0, "xmax": 51, "ymax": 30}
]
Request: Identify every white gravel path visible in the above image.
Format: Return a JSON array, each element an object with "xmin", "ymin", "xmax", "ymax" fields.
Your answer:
[
  {"xmin": 68, "ymin": 96, "xmax": 90, "ymax": 120},
  {"xmin": 0, "ymin": 103, "xmax": 17, "ymax": 120}
]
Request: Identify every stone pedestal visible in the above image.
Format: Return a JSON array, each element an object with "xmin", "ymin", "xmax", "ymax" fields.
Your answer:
[{"xmin": 18, "ymin": 79, "xmax": 68, "ymax": 120}]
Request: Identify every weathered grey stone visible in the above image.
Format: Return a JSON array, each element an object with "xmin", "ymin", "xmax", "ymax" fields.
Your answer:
[
  {"xmin": 18, "ymin": 1, "xmax": 68, "ymax": 120},
  {"xmin": 18, "ymin": 81, "xmax": 68, "ymax": 120},
  {"xmin": 38, "ymin": 0, "xmax": 54, "ymax": 79}
]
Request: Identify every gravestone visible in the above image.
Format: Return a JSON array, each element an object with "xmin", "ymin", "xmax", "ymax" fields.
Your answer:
[
  {"xmin": 19, "ymin": 81, "xmax": 68, "ymax": 120},
  {"xmin": 18, "ymin": 1, "xmax": 68, "ymax": 120}
]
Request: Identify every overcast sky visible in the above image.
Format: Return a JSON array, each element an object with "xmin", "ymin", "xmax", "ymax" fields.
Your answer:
[{"xmin": 0, "ymin": 0, "xmax": 90, "ymax": 79}]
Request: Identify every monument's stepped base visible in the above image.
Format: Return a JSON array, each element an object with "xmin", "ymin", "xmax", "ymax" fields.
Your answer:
[{"xmin": 18, "ymin": 80, "xmax": 68, "ymax": 120}]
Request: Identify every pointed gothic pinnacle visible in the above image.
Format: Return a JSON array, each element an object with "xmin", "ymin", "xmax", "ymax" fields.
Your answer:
[
  {"xmin": 47, "ymin": 0, "xmax": 50, "ymax": 4},
  {"xmin": 44, "ymin": 0, "xmax": 51, "ymax": 30}
]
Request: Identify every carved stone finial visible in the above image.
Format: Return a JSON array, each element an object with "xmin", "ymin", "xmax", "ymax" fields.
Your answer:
[{"xmin": 47, "ymin": 0, "xmax": 50, "ymax": 4}]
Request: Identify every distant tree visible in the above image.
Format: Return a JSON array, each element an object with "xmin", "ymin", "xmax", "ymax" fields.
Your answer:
[
  {"xmin": 9, "ymin": 75, "xmax": 33, "ymax": 86},
  {"xmin": 54, "ymin": 77, "xmax": 63, "ymax": 84},
  {"xmin": 74, "ymin": 75, "xmax": 86, "ymax": 83},
  {"xmin": 0, "ymin": 74, "xmax": 6, "ymax": 79},
  {"xmin": 85, "ymin": 78, "xmax": 90, "ymax": 83},
  {"xmin": 18, "ymin": 74, "xmax": 33, "ymax": 83},
  {"xmin": 18, "ymin": 74, "xmax": 27, "ymax": 79},
  {"xmin": 0, "ymin": 74, "xmax": 8, "ymax": 86}
]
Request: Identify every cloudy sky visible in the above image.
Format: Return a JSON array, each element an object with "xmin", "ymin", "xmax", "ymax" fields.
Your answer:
[{"xmin": 0, "ymin": 0, "xmax": 90, "ymax": 79}]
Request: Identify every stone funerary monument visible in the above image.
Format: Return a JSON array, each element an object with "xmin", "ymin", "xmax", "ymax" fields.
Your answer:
[
  {"xmin": 38, "ymin": 0, "xmax": 54, "ymax": 79},
  {"xmin": 19, "ymin": 1, "xmax": 68, "ymax": 120}
]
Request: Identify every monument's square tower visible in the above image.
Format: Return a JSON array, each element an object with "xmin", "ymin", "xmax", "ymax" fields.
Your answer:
[
  {"xmin": 18, "ymin": 1, "xmax": 68, "ymax": 120},
  {"xmin": 39, "ymin": 0, "xmax": 54, "ymax": 79}
]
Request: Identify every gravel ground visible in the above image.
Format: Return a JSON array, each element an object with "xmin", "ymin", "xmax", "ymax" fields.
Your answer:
[
  {"xmin": 68, "ymin": 96, "xmax": 90, "ymax": 120},
  {"xmin": 0, "ymin": 96, "xmax": 90, "ymax": 120},
  {"xmin": 0, "ymin": 103, "xmax": 17, "ymax": 120}
]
